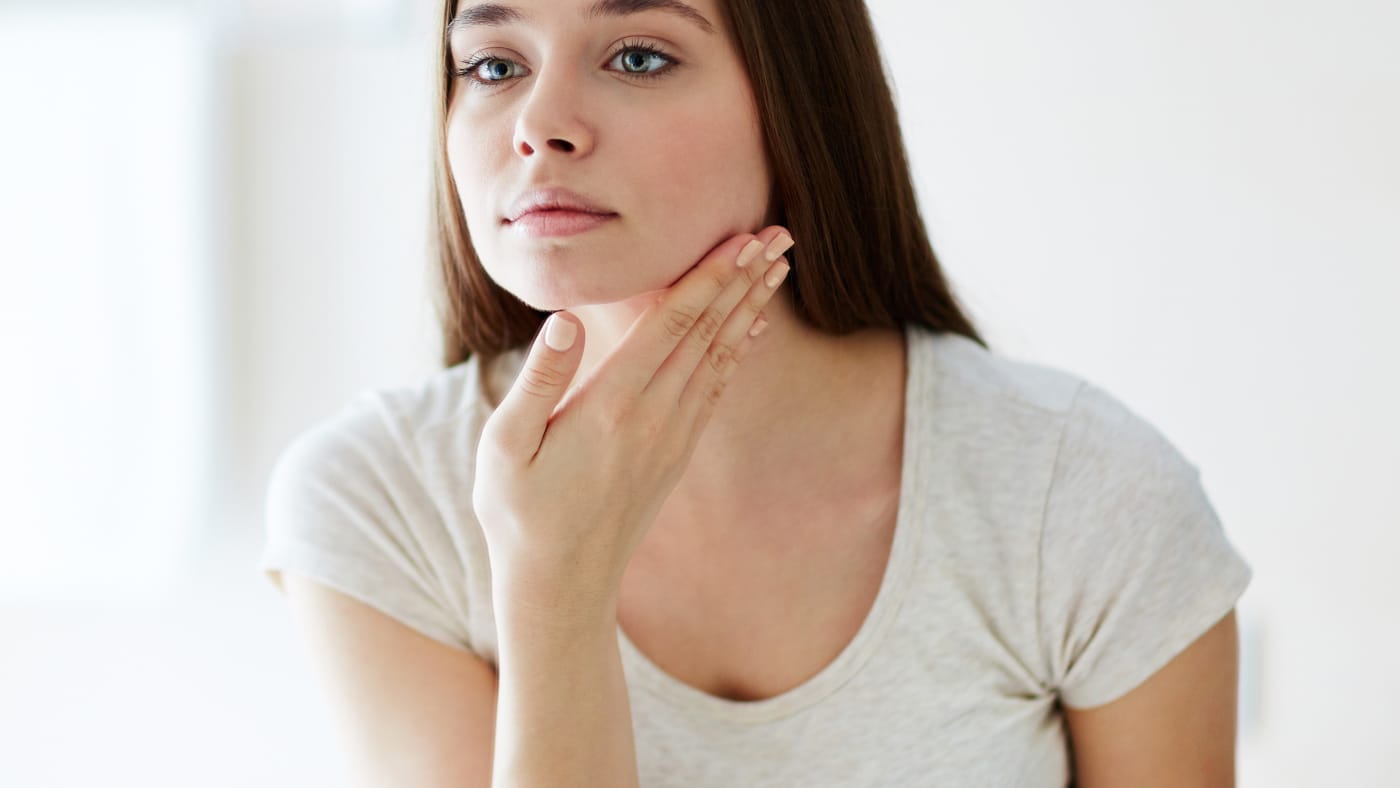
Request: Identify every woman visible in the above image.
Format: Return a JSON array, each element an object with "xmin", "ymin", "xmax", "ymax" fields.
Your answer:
[{"xmin": 260, "ymin": 1, "xmax": 1254, "ymax": 786}]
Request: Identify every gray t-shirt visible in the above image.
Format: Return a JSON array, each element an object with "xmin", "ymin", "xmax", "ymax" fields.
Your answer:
[{"xmin": 259, "ymin": 321, "xmax": 1253, "ymax": 787}]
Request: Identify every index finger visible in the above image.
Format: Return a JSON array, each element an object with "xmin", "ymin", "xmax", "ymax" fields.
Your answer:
[{"xmin": 595, "ymin": 229, "xmax": 780, "ymax": 402}]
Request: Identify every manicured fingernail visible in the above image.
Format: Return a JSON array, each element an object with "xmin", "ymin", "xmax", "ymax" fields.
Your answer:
[
  {"xmin": 763, "ymin": 233, "xmax": 794, "ymax": 262},
  {"xmin": 748, "ymin": 316, "xmax": 770, "ymax": 337},
  {"xmin": 545, "ymin": 314, "xmax": 576, "ymax": 351},
  {"xmin": 764, "ymin": 261, "xmax": 790, "ymax": 288},
  {"xmin": 737, "ymin": 239, "xmax": 765, "ymax": 268}
]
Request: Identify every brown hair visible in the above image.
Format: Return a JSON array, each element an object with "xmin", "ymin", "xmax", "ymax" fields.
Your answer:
[{"xmin": 428, "ymin": 0, "xmax": 989, "ymax": 371}]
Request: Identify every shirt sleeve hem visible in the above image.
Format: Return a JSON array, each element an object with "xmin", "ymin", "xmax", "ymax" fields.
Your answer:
[
  {"xmin": 259, "ymin": 532, "xmax": 474, "ymax": 655},
  {"xmin": 1058, "ymin": 556, "xmax": 1253, "ymax": 710}
]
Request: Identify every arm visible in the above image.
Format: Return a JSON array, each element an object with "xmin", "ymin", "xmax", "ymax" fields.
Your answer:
[
  {"xmin": 1063, "ymin": 608, "xmax": 1242, "ymax": 787},
  {"xmin": 490, "ymin": 575, "xmax": 640, "ymax": 788},
  {"xmin": 278, "ymin": 571, "xmax": 498, "ymax": 787}
]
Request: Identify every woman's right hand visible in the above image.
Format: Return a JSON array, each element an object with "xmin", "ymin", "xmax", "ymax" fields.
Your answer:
[{"xmin": 471, "ymin": 227, "xmax": 796, "ymax": 613}]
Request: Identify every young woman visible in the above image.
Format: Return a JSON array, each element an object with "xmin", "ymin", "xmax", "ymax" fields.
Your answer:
[{"xmin": 260, "ymin": 1, "xmax": 1254, "ymax": 786}]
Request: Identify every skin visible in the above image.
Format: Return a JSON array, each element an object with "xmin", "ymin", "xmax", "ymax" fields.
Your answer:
[
  {"xmin": 1063, "ymin": 610, "xmax": 1242, "ymax": 787},
  {"xmin": 445, "ymin": 0, "xmax": 908, "ymax": 546}
]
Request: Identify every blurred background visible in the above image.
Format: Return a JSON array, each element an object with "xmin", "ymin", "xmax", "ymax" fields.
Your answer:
[{"xmin": 1, "ymin": 0, "xmax": 1395, "ymax": 785}]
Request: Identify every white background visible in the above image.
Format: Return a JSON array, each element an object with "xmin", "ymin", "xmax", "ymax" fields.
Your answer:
[{"xmin": 1, "ymin": 0, "xmax": 1395, "ymax": 785}]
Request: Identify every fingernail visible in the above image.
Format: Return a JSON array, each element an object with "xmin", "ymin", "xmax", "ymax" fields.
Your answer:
[
  {"xmin": 764, "ymin": 261, "xmax": 790, "ymax": 288},
  {"xmin": 763, "ymin": 233, "xmax": 794, "ymax": 262},
  {"xmin": 748, "ymin": 316, "xmax": 770, "ymax": 337},
  {"xmin": 737, "ymin": 238, "xmax": 765, "ymax": 268},
  {"xmin": 545, "ymin": 314, "xmax": 576, "ymax": 351}
]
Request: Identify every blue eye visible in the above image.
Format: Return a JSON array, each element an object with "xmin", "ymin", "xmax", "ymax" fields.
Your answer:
[{"xmin": 454, "ymin": 40, "xmax": 680, "ymax": 90}]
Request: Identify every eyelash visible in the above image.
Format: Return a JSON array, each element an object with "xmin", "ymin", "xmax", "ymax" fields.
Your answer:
[{"xmin": 454, "ymin": 39, "xmax": 680, "ymax": 90}]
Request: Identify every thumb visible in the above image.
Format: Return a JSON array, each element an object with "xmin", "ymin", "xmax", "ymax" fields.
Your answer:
[{"xmin": 491, "ymin": 311, "xmax": 583, "ymax": 458}]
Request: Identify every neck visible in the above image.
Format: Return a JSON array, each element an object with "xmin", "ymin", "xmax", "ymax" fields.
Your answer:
[{"xmin": 567, "ymin": 290, "xmax": 907, "ymax": 536}]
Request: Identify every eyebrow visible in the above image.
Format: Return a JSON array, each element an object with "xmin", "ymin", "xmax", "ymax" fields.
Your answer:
[{"xmin": 447, "ymin": 0, "xmax": 717, "ymax": 38}]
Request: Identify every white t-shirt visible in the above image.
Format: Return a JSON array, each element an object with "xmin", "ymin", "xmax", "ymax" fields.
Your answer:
[{"xmin": 259, "ymin": 321, "xmax": 1253, "ymax": 787}]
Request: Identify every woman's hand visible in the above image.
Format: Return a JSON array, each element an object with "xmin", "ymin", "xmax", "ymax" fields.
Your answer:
[{"xmin": 472, "ymin": 227, "xmax": 796, "ymax": 613}]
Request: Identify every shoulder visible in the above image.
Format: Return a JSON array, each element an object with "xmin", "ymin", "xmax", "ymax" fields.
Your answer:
[
  {"xmin": 268, "ymin": 357, "xmax": 492, "ymax": 498},
  {"xmin": 907, "ymin": 326, "xmax": 1217, "ymax": 564},
  {"xmin": 1051, "ymin": 380, "xmax": 1204, "ymax": 512},
  {"xmin": 260, "ymin": 362, "xmax": 492, "ymax": 656},
  {"xmin": 913, "ymin": 326, "xmax": 1086, "ymax": 420},
  {"xmin": 913, "ymin": 327, "xmax": 1186, "ymax": 471},
  {"xmin": 908, "ymin": 327, "xmax": 1093, "ymax": 478}
]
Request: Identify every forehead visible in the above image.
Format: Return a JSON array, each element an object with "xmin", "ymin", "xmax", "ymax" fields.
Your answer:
[{"xmin": 448, "ymin": 0, "xmax": 721, "ymax": 37}]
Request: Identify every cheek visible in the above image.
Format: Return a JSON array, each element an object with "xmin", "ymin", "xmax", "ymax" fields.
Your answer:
[
  {"xmin": 630, "ymin": 104, "xmax": 770, "ymax": 243},
  {"xmin": 608, "ymin": 99, "xmax": 770, "ymax": 296},
  {"xmin": 445, "ymin": 102, "xmax": 506, "ymax": 224},
  {"xmin": 444, "ymin": 115, "xmax": 519, "ymax": 293}
]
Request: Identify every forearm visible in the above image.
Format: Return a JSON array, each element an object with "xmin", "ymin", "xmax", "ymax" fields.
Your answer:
[{"xmin": 490, "ymin": 577, "xmax": 640, "ymax": 788}]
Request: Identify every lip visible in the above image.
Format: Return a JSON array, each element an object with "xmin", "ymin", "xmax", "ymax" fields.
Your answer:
[
  {"xmin": 505, "ymin": 186, "xmax": 616, "ymax": 223},
  {"xmin": 508, "ymin": 209, "xmax": 618, "ymax": 238}
]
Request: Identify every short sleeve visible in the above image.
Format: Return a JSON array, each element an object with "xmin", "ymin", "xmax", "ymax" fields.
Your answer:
[
  {"xmin": 258, "ymin": 396, "xmax": 473, "ymax": 653},
  {"xmin": 1037, "ymin": 382, "xmax": 1253, "ymax": 710}
]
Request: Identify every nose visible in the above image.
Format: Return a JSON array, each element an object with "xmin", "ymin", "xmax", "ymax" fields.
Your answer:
[{"xmin": 512, "ymin": 63, "xmax": 596, "ymax": 159}]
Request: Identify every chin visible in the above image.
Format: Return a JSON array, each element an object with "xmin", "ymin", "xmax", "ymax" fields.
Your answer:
[
  {"xmin": 508, "ymin": 282, "xmax": 641, "ymax": 313},
  {"xmin": 505, "ymin": 259, "xmax": 675, "ymax": 307}
]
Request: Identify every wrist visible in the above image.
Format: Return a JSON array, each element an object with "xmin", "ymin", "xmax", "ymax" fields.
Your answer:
[{"xmin": 491, "ymin": 560, "xmax": 621, "ymax": 632}]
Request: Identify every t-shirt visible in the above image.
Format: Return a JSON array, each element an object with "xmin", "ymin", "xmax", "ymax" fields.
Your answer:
[{"xmin": 258, "ymin": 321, "xmax": 1254, "ymax": 787}]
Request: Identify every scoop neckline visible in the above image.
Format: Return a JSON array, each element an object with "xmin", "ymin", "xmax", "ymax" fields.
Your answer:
[{"xmin": 615, "ymin": 321, "xmax": 929, "ymax": 725}]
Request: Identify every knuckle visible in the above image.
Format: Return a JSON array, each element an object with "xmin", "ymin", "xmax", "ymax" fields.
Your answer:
[
  {"xmin": 595, "ymin": 393, "xmax": 643, "ymax": 432},
  {"xmin": 662, "ymin": 305, "xmax": 698, "ymax": 340},
  {"xmin": 691, "ymin": 306, "xmax": 724, "ymax": 344},
  {"xmin": 518, "ymin": 363, "xmax": 569, "ymax": 398},
  {"xmin": 613, "ymin": 405, "xmax": 660, "ymax": 445},
  {"xmin": 704, "ymin": 376, "xmax": 726, "ymax": 407},
  {"xmin": 593, "ymin": 400, "xmax": 627, "ymax": 430},
  {"xmin": 706, "ymin": 339, "xmax": 738, "ymax": 375}
]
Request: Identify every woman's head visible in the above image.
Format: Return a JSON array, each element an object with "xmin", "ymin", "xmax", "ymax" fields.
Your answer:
[
  {"xmin": 445, "ymin": 0, "xmax": 774, "ymax": 316},
  {"xmin": 430, "ymin": 0, "xmax": 987, "ymax": 368}
]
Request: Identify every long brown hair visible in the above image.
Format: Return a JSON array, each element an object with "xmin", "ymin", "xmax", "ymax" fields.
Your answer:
[{"xmin": 428, "ymin": 0, "xmax": 988, "ymax": 371}]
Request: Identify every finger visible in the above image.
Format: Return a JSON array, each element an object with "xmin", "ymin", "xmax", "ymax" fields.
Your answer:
[
  {"xmin": 595, "ymin": 227, "xmax": 792, "ymax": 403},
  {"xmin": 488, "ymin": 311, "xmax": 584, "ymax": 461},
  {"xmin": 675, "ymin": 251, "xmax": 789, "ymax": 431},
  {"xmin": 646, "ymin": 229, "xmax": 793, "ymax": 405}
]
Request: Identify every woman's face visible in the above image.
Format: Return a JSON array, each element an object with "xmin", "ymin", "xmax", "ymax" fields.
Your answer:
[{"xmin": 445, "ymin": 0, "xmax": 774, "ymax": 312}]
